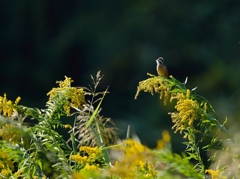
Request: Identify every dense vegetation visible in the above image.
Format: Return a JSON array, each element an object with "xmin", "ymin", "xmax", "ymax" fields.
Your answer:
[{"xmin": 0, "ymin": 72, "xmax": 236, "ymax": 178}]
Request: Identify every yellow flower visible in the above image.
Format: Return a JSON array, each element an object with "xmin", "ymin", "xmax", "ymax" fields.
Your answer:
[
  {"xmin": 0, "ymin": 151, "xmax": 14, "ymax": 170},
  {"xmin": 156, "ymin": 139, "xmax": 165, "ymax": 150},
  {"xmin": 0, "ymin": 93, "xmax": 21, "ymax": 117},
  {"xmin": 0, "ymin": 151, "xmax": 14, "ymax": 176},
  {"xmin": 205, "ymin": 169, "xmax": 226, "ymax": 179},
  {"xmin": 0, "ymin": 161, "xmax": 4, "ymax": 169},
  {"xmin": 0, "ymin": 124, "xmax": 21, "ymax": 143},
  {"xmin": 47, "ymin": 76, "xmax": 85, "ymax": 116},
  {"xmin": 122, "ymin": 139, "xmax": 149, "ymax": 160},
  {"xmin": 135, "ymin": 74, "xmax": 170, "ymax": 105},
  {"xmin": 162, "ymin": 130, "xmax": 171, "ymax": 143},
  {"xmin": 83, "ymin": 163, "xmax": 98, "ymax": 171},
  {"xmin": 1, "ymin": 169, "xmax": 10, "ymax": 177},
  {"xmin": 71, "ymin": 172, "xmax": 85, "ymax": 179},
  {"xmin": 63, "ymin": 124, "xmax": 72, "ymax": 129},
  {"xmin": 137, "ymin": 161, "xmax": 157, "ymax": 178},
  {"xmin": 71, "ymin": 146, "xmax": 102, "ymax": 168},
  {"xmin": 109, "ymin": 139, "xmax": 155, "ymax": 178},
  {"xmin": 79, "ymin": 146, "xmax": 100, "ymax": 156},
  {"xmin": 156, "ymin": 130, "xmax": 171, "ymax": 150},
  {"xmin": 170, "ymin": 92, "xmax": 185, "ymax": 102},
  {"xmin": 71, "ymin": 154, "xmax": 88, "ymax": 165},
  {"xmin": 13, "ymin": 169, "xmax": 24, "ymax": 177},
  {"xmin": 57, "ymin": 76, "xmax": 73, "ymax": 88},
  {"xmin": 169, "ymin": 90, "xmax": 200, "ymax": 136}
]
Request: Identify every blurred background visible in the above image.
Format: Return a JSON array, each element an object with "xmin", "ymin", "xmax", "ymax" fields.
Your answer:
[{"xmin": 1, "ymin": 1, "xmax": 240, "ymax": 152}]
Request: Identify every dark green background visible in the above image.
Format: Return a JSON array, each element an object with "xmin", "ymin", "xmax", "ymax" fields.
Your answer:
[{"xmin": 1, "ymin": 1, "xmax": 240, "ymax": 150}]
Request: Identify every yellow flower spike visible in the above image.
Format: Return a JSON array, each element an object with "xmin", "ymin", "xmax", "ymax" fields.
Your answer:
[
  {"xmin": 71, "ymin": 146, "xmax": 103, "ymax": 168},
  {"xmin": 135, "ymin": 75, "xmax": 171, "ymax": 105},
  {"xmin": 205, "ymin": 169, "xmax": 226, "ymax": 179},
  {"xmin": 1, "ymin": 169, "xmax": 10, "ymax": 177},
  {"xmin": 186, "ymin": 89, "xmax": 191, "ymax": 98},
  {"xmin": 162, "ymin": 130, "xmax": 171, "ymax": 143},
  {"xmin": 0, "ymin": 151, "xmax": 14, "ymax": 171},
  {"xmin": 0, "ymin": 93, "xmax": 21, "ymax": 117},
  {"xmin": 0, "ymin": 124, "xmax": 21, "ymax": 143},
  {"xmin": 137, "ymin": 161, "xmax": 157, "ymax": 178},
  {"xmin": 0, "ymin": 161, "xmax": 4, "ymax": 168},
  {"xmin": 80, "ymin": 146, "xmax": 100, "ymax": 155},
  {"xmin": 14, "ymin": 96, "xmax": 21, "ymax": 105},
  {"xmin": 111, "ymin": 138, "xmax": 153, "ymax": 178},
  {"xmin": 156, "ymin": 139, "xmax": 165, "ymax": 150},
  {"xmin": 170, "ymin": 96, "xmax": 200, "ymax": 136},
  {"xmin": 13, "ymin": 169, "xmax": 24, "ymax": 178},
  {"xmin": 63, "ymin": 124, "xmax": 72, "ymax": 129},
  {"xmin": 56, "ymin": 76, "xmax": 74, "ymax": 88},
  {"xmin": 47, "ymin": 76, "xmax": 85, "ymax": 116},
  {"xmin": 83, "ymin": 163, "xmax": 99, "ymax": 171},
  {"xmin": 71, "ymin": 154, "xmax": 88, "ymax": 165}
]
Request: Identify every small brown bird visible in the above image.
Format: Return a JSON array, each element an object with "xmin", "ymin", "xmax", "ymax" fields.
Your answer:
[{"xmin": 156, "ymin": 57, "xmax": 168, "ymax": 78}]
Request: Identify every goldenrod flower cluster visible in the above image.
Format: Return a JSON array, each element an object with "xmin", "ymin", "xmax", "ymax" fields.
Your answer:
[
  {"xmin": 0, "ymin": 151, "xmax": 14, "ymax": 177},
  {"xmin": 71, "ymin": 146, "xmax": 102, "ymax": 171},
  {"xmin": 47, "ymin": 76, "xmax": 85, "ymax": 116},
  {"xmin": 135, "ymin": 75, "xmax": 204, "ymax": 139},
  {"xmin": 71, "ymin": 140, "xmax": 158, "ymax": 178},
  {"xmin": 110, "ymin": 139, "xmax": 157, "ymax": 178},
  {"xmin": 156, "ymin": 130, "xmax": 171, "ymax": 150},
  {"xmin": 137, "ymin": 160, "xmax": 158, "ymax": 179},
  {"xmin": 135, "ymin": 74, "xmax": 170, "ymax": 105},
  {"xmin": 0, "ymin": 124, "xmax": 21, "ymax": 143},
  {"xmin": 205, "ymin": 169, "xmax": 226, "ymax": 179},
  {"xmin": 169, "ymin": 90, "xmax": 200, "ymax": 138},
  {"xmin": 0, "ymin": 94, "xmax": 22, "ymax": 143},
  {"xmin": 0, "ymin": 93, "xmax": 21, "ymax": 118}
]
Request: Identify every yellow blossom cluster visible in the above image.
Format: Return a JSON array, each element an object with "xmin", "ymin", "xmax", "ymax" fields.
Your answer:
[
  {"xmin": 0, "ymin": 93, "xmax": 21, "ymax": 118},
  {"xmin": 47, "ymin": 76, "xmax": 85, "ymax": 116},
  {"xmin": 135, "ymin": 75, "xmax": 210, "ymax": 141},
  {"xmin": 156, "ymin": 130, "xmax": 171, "ymax": 150},
  {"xmin": 169, "ymin": 90, "xmax": 200, "ymax": 138},
  {"xmin": 137, "ymin": 160, "xmax": 158, "ymax": 178},
  {"xmin": 0, "ymin": 151, "xmax": 14, "ymax": 177},
  {"xmin": 0, "ymin": 124, "xmax": 21, "ymax": 143},
  {"xmin": 32, "ymin": 176, "xmax": 47, "ymax": 179},
  {"xmin": 135, "ymin": 74, "xmax": 170, "ymax": 105},
  {"xmin": 110, "ymin": 139, "xmax": 157, "ymax": 178},
  {"xmin": 71, "ymin": 146, "xmax": 102, "ymax": 171},
  {"xmin": 205, "ymin": 169, "xmax": 226, "ymax": 179}
]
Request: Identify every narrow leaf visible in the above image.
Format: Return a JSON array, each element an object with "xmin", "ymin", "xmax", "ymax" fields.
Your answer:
[{"xmin": 86, "ymin": 87, "xmax": 108, "ymax": 128}]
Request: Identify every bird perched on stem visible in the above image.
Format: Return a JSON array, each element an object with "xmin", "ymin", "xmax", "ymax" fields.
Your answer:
[{"xmin": 156, "ymin": 57, "xmax": 168, "ymax": 78}]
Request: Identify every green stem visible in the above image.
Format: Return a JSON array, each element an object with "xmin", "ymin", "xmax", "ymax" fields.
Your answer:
[{"xmin": 90, "ymin": 125, "xmax": 111, "ymax": 165}]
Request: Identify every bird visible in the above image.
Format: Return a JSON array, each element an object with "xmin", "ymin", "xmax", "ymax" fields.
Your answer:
[{"xmin": 156, "ymin": 57, "xmax": 168, "ymax": 78}]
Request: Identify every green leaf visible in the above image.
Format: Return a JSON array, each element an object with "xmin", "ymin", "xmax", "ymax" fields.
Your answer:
[
  {"xmin": 86, "ymin": 87, "xmax": 108, "ymax": 128},
  {"xmin": 170, "ymin": 89, "xmax": 186, "ymax": 93},
  {"xmin": 126, "ymin": 125, "xmax": 131, "ymax": 140}
]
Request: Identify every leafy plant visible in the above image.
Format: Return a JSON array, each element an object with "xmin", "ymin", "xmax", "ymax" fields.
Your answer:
[
  {"xmin": 0, "ymin": 71, "xmax": 237, "ymax": 179},
  {"xmin": 68, "ymin": 71, "xmax": 118, "ymax": 149},
  {"xmin": 135, "ymin": 73, "xmax": 230, "ymax": 178}
]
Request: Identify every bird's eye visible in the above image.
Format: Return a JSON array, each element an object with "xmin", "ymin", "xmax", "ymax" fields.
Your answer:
[
  {"xmin": 157, "ymin": 57, "xmax": 164, "ymax": 65},
  {"xmin": 159, "ymin": 60, "xmax": 163, "ymax": 65}
]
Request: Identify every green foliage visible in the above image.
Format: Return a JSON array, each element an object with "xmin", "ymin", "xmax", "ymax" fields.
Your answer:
[
  {"xmin": 0, "ymin": 72, "xmax": 117, "ymax": 178},
  {"xmin": 68, "ymin": 72, "xmax": 117, "ymax": 148},
  {"xmin": 135, "ymin": 74, "xmax": 231, "ymax": 178},
  {"xmin": 0, "ymin": 72, "xmax": 237, "ymax": 178}
]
